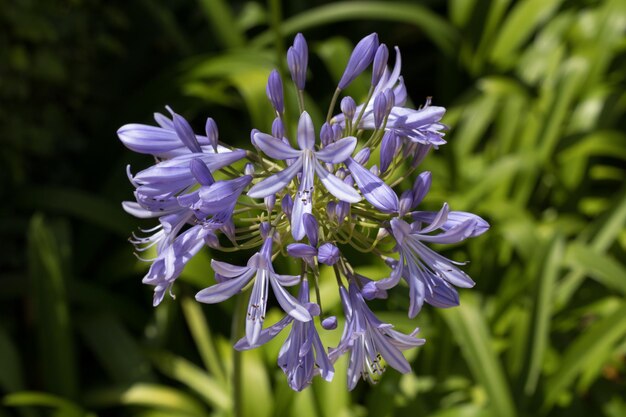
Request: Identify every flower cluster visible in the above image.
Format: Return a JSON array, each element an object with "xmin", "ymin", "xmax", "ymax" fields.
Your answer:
[{"xmin": 119, "ymin": 33, "xmax": 488, "ymax": 391}]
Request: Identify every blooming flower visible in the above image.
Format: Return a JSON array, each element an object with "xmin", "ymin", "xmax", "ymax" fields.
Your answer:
[
  {"xmin": 195, "ymin": 235, "xmax": 312, "ymax": 345},
  {"xmin": 330, "ymin": 283, "xmax": 425, "ymax": 390},
  {"xmin": 234, "ymin": 279, "xmax": 334, "ymax": 391},
  {"xmin": 120, "ymin": 32, "xmax": 489, "ymax": 391},
  {"xmin": 247, "ymin": 111, "xmax": 361, "ymax": 240}
]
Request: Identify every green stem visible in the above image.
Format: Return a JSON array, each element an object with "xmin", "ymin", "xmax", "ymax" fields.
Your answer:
[
  {"xmin": 231, "ymin": 294, "xmax": 246, "ymax": 417},
  {"xmin": 326, "ymin": 88, "xmax": 341, "ymax": 123}
]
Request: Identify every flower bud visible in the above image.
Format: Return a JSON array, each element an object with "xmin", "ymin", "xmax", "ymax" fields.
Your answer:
[
  {"xmin": 244, "ymin": 163, "xmax": 255, "ymax": 176},
  {"xmin": 318, "ymin": 243, "xmax": 340, "ymax": 265},
  {"xmin": 281, "ymin": 194, "xmax": 293, "ymax": 218},
  {"xmin": 189, "ymin": 158, "xmax": 215, "ymax": 186},
  {"xmin": 287, "ymin": 33, "xmax": 308, "ymax": 90},
  {"xmin": 303, "ymin": 213, "xmax": 319, "ymax": 247},
  {"xmin": 371, "ymin": 44, "xmax": 389, "ymax": 86},
  {"xmin": 338, "ymin": 33, "xmax": 379, "ymax": 89},
  {"xmin": 205, "ymin": 117, "xmax": 219, "ymax": 152},
  {"xmin": 266, "ymin": 69, "xmax": 284, "ymax": 113},
  {"xmin": 321, "ymin": 316, "xmax": 338, "ymax": 330},
  {"xmin": 354, "ymin": 147, "xmax": 370, "ymax": 165},
  {"xmin": 380, "ymin": 130, "xmax": 399, "ymax": 173},
  {"xmin": 272, "ymin": 117, "xmax": 285, "ymax": 139},
  {"xmin": 264, "ymin": 194, "xmax": 275, "ymax": 212},
  {"xmin": 340, "ymin": 96, "xmax": 356, "ymax": 120}
]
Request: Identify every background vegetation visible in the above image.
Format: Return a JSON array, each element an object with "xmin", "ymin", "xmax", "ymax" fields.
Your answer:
[{"xmin": 1, "ymin": 0, "xmax": 625, "ymax": 416}]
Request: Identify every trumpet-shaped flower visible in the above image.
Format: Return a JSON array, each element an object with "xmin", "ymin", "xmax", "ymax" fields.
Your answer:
[{"xmin": 247, "ymin": 111, "xmax": 361, "ymax": 240}]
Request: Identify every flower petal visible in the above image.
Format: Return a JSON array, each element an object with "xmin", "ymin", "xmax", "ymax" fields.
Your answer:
[
  {"xmin": 314, "ymin": 160, "xmax": 361, "ymax": 203},
  {"xmin": 297, "ymin": 112, "xmax": 315, "ymax": 150},
  {"xmin": 247, "ymin": 157, "xmax": 303, "ymax": 198},
  {"xmin": 254, "ymin": 132, "xmax": 301, "ymax": 160},
  {"xmin": 211, "ymin": 260, "xmax": 251, "ymax": 278},
  {"xmin": 195, "ymin": 268, "xmax": 255, "ymax": 303},
  {"xmin": 270, "ymin": 278, "xmax": 312, "ymax": 322},
  {"xmin": 315, "ymin": 136, "xmax": 357, "ymax": 163},
  {"xmin": 345, "ymin": 158, "xmax": 398, "ymax": 212}
]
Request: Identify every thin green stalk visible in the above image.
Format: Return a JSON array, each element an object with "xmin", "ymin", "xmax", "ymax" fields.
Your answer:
[
  {"xmin": 231, "ymin": 294, "xmax": 246, "ymax": 417},
  {"xmin": 326, "ymin": 88, "xmax": 341, "ymax": 123}
]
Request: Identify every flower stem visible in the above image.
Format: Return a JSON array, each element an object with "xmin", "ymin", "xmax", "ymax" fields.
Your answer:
[
  {"xmin": 231, "ymin": 294, "xmax": 246, "ymax": 417},
  {"xmin": 326, "ymin": 88, "xmax": 341, "ymax": 123}
]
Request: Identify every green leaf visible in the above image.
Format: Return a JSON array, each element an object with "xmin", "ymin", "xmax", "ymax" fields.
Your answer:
[
  {"xmin": 251, "ymin": 2, "xmax": 458, "ymax": 57},
  {"xmin": 85, "ymin": 383, "xmax": 209, "ymax": 416},
  {"xmin": 27, "ymin": 215, "xmax": 77, "ymax": 399},
  {"xmin": 4, "ymin": 392, "xmax": 87, "ymax": 417},
  {"xmin": 198, "ymin": 0, "xmax": 246, "ymax": 49},
  {"xmin": 544, "ymin": 302, "xmax": 626, "ymax": 408},
  {"xmin": 181, "ymin": 297, "xmax": 226, "ymax": 383},
  {"xmin": 489, "ymin": 0, "xmax": 564, "ymax": 68},
  {"xmin": 147, "ymin": 350, "xmax": 231, "ymax": 410},
  {"xmin": 440, "ymin": 295, "xmax": 517, "ymax": 417},
  {"xmin": 0, "ymin": 324, "xmax": 23, "ymax": 392},
  {"xmin": 18, "ymin": 187, "xmax": 134, "ymax": 236},
  {"xmin": 524, "ymin": 235, "xmax": 564, "ymax": 394},
  {"xmin": 562, "ymin": 243, "xmax": 626, "ymax": 295},
  {"xmin": 77, "ymin": 313, "xmax": 155, "ymax": 384}
]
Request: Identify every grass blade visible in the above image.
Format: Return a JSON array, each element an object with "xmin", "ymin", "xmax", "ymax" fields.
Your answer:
[{"xmin": 440, "ymin": 294, "xmax": 517, "ymax": 417}]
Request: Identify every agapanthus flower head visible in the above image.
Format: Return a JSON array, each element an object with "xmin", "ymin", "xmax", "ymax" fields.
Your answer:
[{"xmin": 119, "ymin": 32, "xmax": 488, "ymax": 391}]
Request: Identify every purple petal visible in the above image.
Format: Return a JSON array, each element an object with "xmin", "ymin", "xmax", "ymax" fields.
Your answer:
[
  {"xmin": 303, "ymin": 213, "xmax": 318, "ymax": 247},
  {"xmin": 291, "ymin": 156, "xmax": 315, "ymax": 240},
  {"xmin": 418, "ymin": 219, "xmax": 478, "ymax": 244},
  {"xmin": 287, "ymin": 243, "xmax": 317, "ymax": 258},
  {"xmin": 189, "ymin": 158, "xmax": 215, "ymax": 186},
  {"xmin": 314, "ymin": 160, "xmax": 362, "ymax": 203},
  {"xmin": 340, "ymin": 96, "xmax": 356, "ymax": 120},
  {"xmin": 169, "ymin": 109, "xmax": 202, "ymax": 153},
  {"xmin": 254, "ymin": 132, "xmax": 301, "ymax": 160},
  {"xmin": 418, "ymin": 203, "xmax": 450, "ymax": 234},
  {"xmin": 195, "ymin": 269, "xmax": 255, "ymax": 303},
  {"xmin": 211, "ymin": 260, "xmax": 251, "ymax": 278},
  {"xmin": 247, "ymin": 157, "xmax": 303, "ymax": 198},
  {"xmin": 270, "ymin": 277, "xmax": 312, "ymax": 322},
  {"xmin": 411, "ymin": 171, "xmax": 432, "ymax": 208},
  {"xmin": 315, "ymin": 136, "xmax": 357, "ymax": 164},
  {"xmin": 345, "ymin": 158, "xmax": 398, "ymax": 212},
  {"xmin": 234, "ymin": 315, "xmax": 293, "ymax": 350},
  {"xmin": 297, "ymin": 112, "xmax": 315, "ymax": 150},
  {"xmin": 413, "ymin": 211, "xmax": 490, "ymax": 238}
]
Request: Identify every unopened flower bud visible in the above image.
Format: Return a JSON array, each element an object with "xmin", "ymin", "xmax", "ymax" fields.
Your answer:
[
  {"xmin": 287, "ymin": 33, "xmax": 308, "ymax": 90},
  {"xmin": 272, "ymin": 117, "xmax": 285, "ymax": 139},
  {"xmin": 321, "ymin": 316, "xmax": 338, "ymax": 330},
  {"xmin": 371, "ymin": 44, "xmax": 388, "ymax": 86},
  {"xmin": 318, "ymin": 243, "xmax": 340, "ymax": 265},
  {"xmin": 338, "ymin": 33, "xmax": 379, "ymax": 90},
  {"xmin": 205, "ymin": 117, "xmax": 219, "ymax": 152},
  {"xmin": 340, "ymin": 96, "xmax": 356, "ymax": 120},
  {"xmin": 266, "ymin": 69, "xmax": 284, "ymax": 113}
]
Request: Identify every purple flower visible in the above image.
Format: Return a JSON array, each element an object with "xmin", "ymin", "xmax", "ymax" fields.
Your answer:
[
  {"xmin": 317, "ymin": 243, "xmax": 340, "ymax": 265},
  {"xmin": 234, "ymin": 279, "xmax": 334, "ymax": 390},
  {"xmin": 287, "ymin": 34, "xmax": 308, "ymax": 90},
  {"xmin": 205, "ymin": 117, "xmax": 219, "ymax": 152},
  {"xmin": 338, "ymin": 33, "xmax": 379, "ymax": 90},
  {"xmin": 330, "ymin": 283, "xmax": 425, "ymax": 390},
  {"xmin": 118, "ymin": 106, "xmax": 229, "ymax": 159},
  {"xmin": 196, "ymin": 236, "xmax": 312, "ymax": 345},
  {"xmin": 368, "ymin": 209, "xmax": 487, "ymax": 317},
  {"xmin": 247, "ymin": 111, "xmax": 361, "ymax": 240}
]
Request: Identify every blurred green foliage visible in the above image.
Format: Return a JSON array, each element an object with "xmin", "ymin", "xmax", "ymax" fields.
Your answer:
[{"xmin": 1, "ymin": 0, "xmax": 625, "ymax": 417}]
